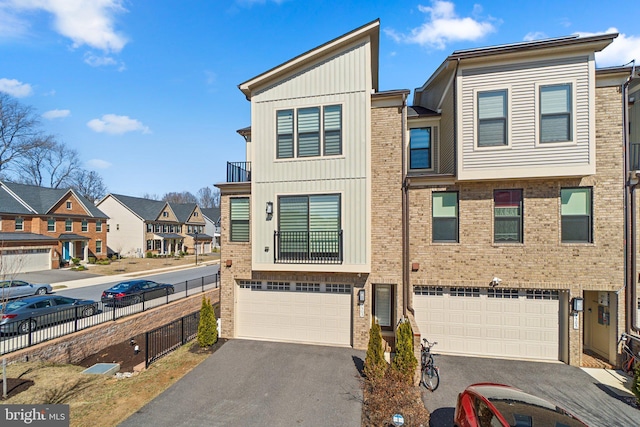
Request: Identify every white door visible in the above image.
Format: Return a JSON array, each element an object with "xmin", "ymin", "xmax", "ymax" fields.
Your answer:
[
  {"xmin": 2, "ymin": 249, "xmax": 51, "ymax": 273},
  {"xmin": 236, "ymin": 282, "xmax": 351, "ymax": 346},
  {"xmin": 414, "ymin": 287, "xmax": 560, "ymax": 361}
]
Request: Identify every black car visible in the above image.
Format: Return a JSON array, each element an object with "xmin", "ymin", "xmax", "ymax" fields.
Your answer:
[{"xmin": 101, "ymin": 279, "xmax": 175, "ymax": 306}]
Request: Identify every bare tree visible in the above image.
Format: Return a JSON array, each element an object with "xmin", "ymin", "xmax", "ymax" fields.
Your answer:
[
  {"xmin": 197, "ymin": 186, "xmax": 220, "ymax": 208},
  {"xmin": 16, "ymin": 138, "xmax": 81, "ymax": 188},
  {"xmin": 69, "ymin": 169, "xmax": 108, "ymax": 202},
  {"xmin": 163, "ymin": 191, "xmax": 197, "ymax": 204},
  {"xmin": 0, "ymin": 93, "xmax": 44, "ymax": 175},
  {"xmin": 141, "ymin": 193, "xmax": 161, "ymax": 201}
]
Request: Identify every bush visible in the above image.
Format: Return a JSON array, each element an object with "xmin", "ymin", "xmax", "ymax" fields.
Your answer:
[
  {"xmin": 71, "ymin": 257, "xmax": 81, "ymax": 266},
  {"xmin": 391, "ymin": 319, "xmax": 417, "ymax": 384},
  {"xmin": 71, "ymin": 265, "xmax": 87, "ymax": 271},
  {"xmin": 633, "ymin": 362, "xmax": 640, "ymax": 406},
  {"xmin": 88, "ymin": 256, "xmax": 97, "ymax": 264},
  {"xmin": 364, "ymin": 320, "xmax": 387, "ymax": 381},
  {"xmin": 96, "ymin": 259, "xmax": 111, "ymax": 265},
  {"xmin": 145, "ymin": 251, "xmax": 153, "ymax": 258},
  {"xmin": 197, "ymin": 296, "xmax": 218, "ymax": 348}
]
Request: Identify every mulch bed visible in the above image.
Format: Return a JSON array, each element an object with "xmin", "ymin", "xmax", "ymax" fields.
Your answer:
[{"xmin": 0, "ymin": 378, "xmax": 35, "ymax": 400}]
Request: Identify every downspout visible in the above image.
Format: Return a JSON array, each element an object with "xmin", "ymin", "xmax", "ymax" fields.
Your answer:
[{"xmin": 402, "ymin": 92, "xmax": 410, "ymax": 317}]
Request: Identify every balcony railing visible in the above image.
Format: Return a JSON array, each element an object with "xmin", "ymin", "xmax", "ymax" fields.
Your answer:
[
  {"xmin": 227, "ymin": 161, "xmax": 251, "ymax": 183},
  {"xmin": 631, "ymin": 143, "xmax": 640, "ymax": 171},
  {"xmin": 274, "ymin": 230, "xmax": 343, "ymax": 264}
]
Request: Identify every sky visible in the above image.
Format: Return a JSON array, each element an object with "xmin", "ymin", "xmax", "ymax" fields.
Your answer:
[{"xmin": 1, "ymin": 0, "xmax": 638, "ymax": 198}]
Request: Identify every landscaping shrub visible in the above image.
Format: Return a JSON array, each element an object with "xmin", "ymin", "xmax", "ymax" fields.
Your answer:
[
  {"xmin": 392, "ymin": 319, "xmax": 417, "ymax": 384},
  {"xmin": 146, "ymin": 251, "xmax": 153, "ymax": 258},
  {"xmin": 633, "ymin": 362, "xmax": 640, "ymax": 406},
  {"xmin": 96, "ymin": 259, "xmax": 110, "ymax": 265},
  {"xmin": 364, "ymin": 320, "xmax": 387, "ymax": 381},
  {"xmin": 88, "ymin": 256, "xmax": 97, "ymax": 264},
  {"xmin": 197, "ymin": 296, "xmax": 217, "ymax": 347},
  {"xmin": 71, "ymin": 257, "xmax": 81, "ymax": 266}
]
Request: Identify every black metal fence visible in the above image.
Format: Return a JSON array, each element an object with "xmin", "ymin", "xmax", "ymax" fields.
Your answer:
[
  {"xmin": 145, "ymin": 311, "xmax": 200, "ymax": 368},
  {"xmin": 0, "ymin": 273, "xmax": 219, "ymax": 355},
  {"xmin": 274, "ymin": 230, "xmax": 343, "ymax": 264},
  {"xmin": 227, "ymin": 161, "xmax": 251, "ymax": 182}
]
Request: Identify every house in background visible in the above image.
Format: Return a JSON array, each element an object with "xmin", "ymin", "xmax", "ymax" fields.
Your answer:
[
  {"xmin": 0, "ymin": 181, "xmax": 109, "ymax": 273},
  {"xmin": 96, "ymin": 194, "xmax": 213, "ymax": 257},
  {"xmin": 201, "ymin": 207, "xmax": 221, "ymax": 249},
  {"xmin": 217, "ymin": 20, "xmax": 639, "ymax": 369}
]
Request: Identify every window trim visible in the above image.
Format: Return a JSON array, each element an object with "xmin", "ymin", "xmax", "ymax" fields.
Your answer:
[
  {"xmin": 372, "ymin": 284, "xmax": 395, "ymax": 331},
  {"xmin": 66, "ymin": 201, "xmax": 72, "ymax": 210},
  {"xmin": 535, "ymin": 80, "xmax": 577, "ymax": 147},
  {"xmin": 409, "ymin": 127, "xmax": 433, "ymax": 170},
  {"xmin": 65, "ymin": 219, "xmax": 73, "ymax": 232},
  {"xmin": 432, "ymin": 191, "xmax": 459, "ymax": 243},
  {"xmin": 95, "ymin": 239, "xmax": 103, "ymax": 254},
  {"xmin": 15, "ymin": 217, "xmax": 23, "ymax": 231},
  {"xmin": 47, "ymin": 218, "xmax": 55, "ymax": 232},
  {"xmin": 560, "ymin": 187, "xmax": 593, "ymax": 244},
  {"xmin": 230, "ymin": 197, "xmax": 250, "ymax": 243},
  {"xmin": 493, "ymin": 189, "xmax": 523, "ymax": 244},
  {"xmin": 474, "ymin": 87, "xmax": 511, "ymax": 150},
  {"xmin": 96, "ymin": 220, "xmax": 102, "ymax": 232},
  {"xmin": 81, "ymin": 220, "xmax": 88, "ymax": 232}
]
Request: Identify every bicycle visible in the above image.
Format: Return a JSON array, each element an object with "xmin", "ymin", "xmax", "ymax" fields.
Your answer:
[
  {"xmin": 421, "ymin": 338, "xmax": 440, "ymax": 391},
  {"xmin": 618, "ymin": 333, "xmax": 640, "ymax": 375}
]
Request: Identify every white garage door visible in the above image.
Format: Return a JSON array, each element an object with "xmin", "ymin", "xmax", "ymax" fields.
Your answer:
[
  {"xmin": 236, "ymin": 281, "xmax": 351, "ymax": 346},
  {"xmin": 2, "ymin": 249, "xmax": 51, "ymax": 273},
  {"xmin": 414, "ymin": 286, "xmax": 559, "ymax": 361}
]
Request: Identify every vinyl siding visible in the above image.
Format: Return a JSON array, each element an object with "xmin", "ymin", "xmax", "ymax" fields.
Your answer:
[
  {"xmin": 439, "ymin": 88, "xmax": 455, "ymax": 174},
  {"xmin": 97, "ymin": 197, "xmax": 145, "ymax": 257}
]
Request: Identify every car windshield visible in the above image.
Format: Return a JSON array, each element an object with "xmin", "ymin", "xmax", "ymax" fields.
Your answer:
[
  {"xmin": 2, "ymin": 300, "xmax": 30, "ymax": 312},
  {"xmin": 489, "ymin": 399, "xmax": 585, "ymax": 427}
]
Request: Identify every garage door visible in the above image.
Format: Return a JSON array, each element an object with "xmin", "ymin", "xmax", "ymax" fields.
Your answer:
[
  {"xmin": 236, "ymin": 281, "xmax": 351, "ymax": 346},
  {"xmin": 1, "ymin": 249, "xmax": 51, "ymax": 273},
  {"xmin": 414, "ymin": 286, "xmax": 560, "ymax": 361}
]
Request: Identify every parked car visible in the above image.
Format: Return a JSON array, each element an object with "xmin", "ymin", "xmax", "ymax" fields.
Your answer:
[
  {"xmin": 454, "ymin": 383, "xmax": 587, "ymax": 427},
  {"xmin": 101, "ymin": 279, "xmax": 175, "ymax": 306},
  {"xmin": 0, "ymin": 295, "xmax": 98, "ymax": 335},
  {"xmin": 0, "ymin": 280, "xmax": 52, "ymax": 300}
]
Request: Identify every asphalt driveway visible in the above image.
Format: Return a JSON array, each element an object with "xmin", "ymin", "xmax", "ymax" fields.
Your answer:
[
  {"xmin": 423, "ymin": 354, "xmax": 639, "ymax": 427},
  {"xmin": 119, "ymin": 339, "xmax": 365, "ymax": 427}
]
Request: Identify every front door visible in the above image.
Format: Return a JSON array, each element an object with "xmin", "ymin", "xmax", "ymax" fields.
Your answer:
[{"xmin": 62, "ymin": 242, "xmax": 70, "ymax": 260}]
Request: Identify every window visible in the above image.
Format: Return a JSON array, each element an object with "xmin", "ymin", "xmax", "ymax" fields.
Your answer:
[
  {"xmin": 65, "ymin": 219, "xmax": 72, "ymax": 232},
  {"xmin": 561, "ymin": 188, "xmax": 592, "ymax": 243},
  {"xmin": 163, "ymin": 211, "xmax": 168, "ymax": 217},
  {"xmin": 277, "ymin": 105, "xmax": 342, "ymax": 159},
  {"xmin": 494, "ymin": 189, "xmax": 522, "ymax": 243},
  {"xmin": 373, "ymin": 284, "xmax": 393, "ymax": 330},
  {"xmin": 432, "ymin": 192, "xmax": 458, "ymax": 242},
  {"xmin": 96, "ymin": 240, "xmax": 102, "ymax": 254},
  {"xmin": 278, "ymin": 194, "xmax": 340, "ymax": 259},
  {"xmin": 15, "ymin": 218, "xmax": 23, "ymax": 231},
  {"xmin": 47, "ymin": 218, "xmax": 55, "ymax": 232},
  {"xmin": 96, "ymin": 220, "xmax": 102, "ymax": 232},
  {"xmin": 147, "ymin": 240, "xmax": 152, "ymax": 250},
  {"xmin": 230, "ymin": 198, "xmax": 250, "ymax": 242},
  {"xmin": 107, "ymin": 224, "xmax": 110, "ymax": 232},
  {"xmin": 326, "ymin": 284, "xmax": 351, "ymax": 293},
  {"xmin": 540, "ymin": 83, "xmax": 572, "ymax": 143},
  {"xmin": 478, "ymin": 90, "xmax": 507, "ymax": 147},
  {"xmin": 81, "ymin": 220, "xmax": 88, "ymax": 232},
  {"xmin": 66, "ymin": 201, "xmax": 72, "ymax": 209},
  {"xmin": 410, "ymin": 128, "xmax": 431, "ymax": 169}
]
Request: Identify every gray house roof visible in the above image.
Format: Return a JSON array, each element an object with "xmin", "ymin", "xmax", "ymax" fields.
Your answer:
[
  {"xmin": 201, "ymin": 207, "xmax": 221, "ymax": 223},
  {"xmin": 0, "ymin": 232, "xmax": 58, "ymax": 243},
  {"xmin": 0, "ymin": 181, "xmax": 108, "ymax": 218},
  {"xmin": 171, "ymin": 203, "xmax": 198, "ymax": 223},
  {"xmin": 107, "ymin": 194, "xmax": 201, "ymax": 223}
]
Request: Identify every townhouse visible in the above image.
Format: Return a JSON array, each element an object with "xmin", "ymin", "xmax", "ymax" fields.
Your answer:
[
  {"xmin": 0, "ymin": 181, "xmax": 109, "ymax": 272},
  {"xmin": 216, "ymin": 20, "xmax": 638, "ymax": 367}
]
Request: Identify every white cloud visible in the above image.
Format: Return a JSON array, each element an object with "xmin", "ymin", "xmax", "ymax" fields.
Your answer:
[
  {"xmin": 204, "ymin": 70, "xmax": 216, "ymax": 86},
  {"xmin": 0, "ymin": 78, "xmax": 33, "ymax": 97},
  {"xmin": 385, "ymin": 0, "xmax": 496, "ymax": 49},
  {"xmin": 0, "ymin": 7, "xmax": 29, "ymax": 38},
  {"xmin": 83, "ymin": 52, "xmax": 125, "ymax": 70},
  {"xmin": 86, "ymin": 158, "xmax": 111, "ymax": 169},
  {"xmin": 523, "ymin": 31, "xmax": 547, "ymax": 42},
  {"xmin": 42, "ymin": 109, "xmax": 70, "ymax": 119},
  {"xmin": 6, "ymin": 0, "xmax": 128, "ymax": 52},
  {"xmin": 576, "ymin": 28, "xmax": 640, "ymax": 68},
  {"xmin": 87, "ymin": 114, "xmax": 151, "ymax": 135}
]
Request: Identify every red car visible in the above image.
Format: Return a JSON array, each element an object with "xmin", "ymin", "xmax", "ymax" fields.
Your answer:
[{"xmin": 454, "ymin": 383, "xmax": 587, "ymax": 427}]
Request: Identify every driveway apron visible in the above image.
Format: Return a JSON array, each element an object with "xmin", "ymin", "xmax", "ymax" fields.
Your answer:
[
  {"xmin": 119, "ymin": 339, "xmax": 365, "ymax": 427},
  {"xmin": 422, "ymin": 354, "xmax": 639, "ymax": 427}
]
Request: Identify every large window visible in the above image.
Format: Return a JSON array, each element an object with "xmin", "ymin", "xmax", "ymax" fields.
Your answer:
[
  {"xmin": 432, "ymin": 192, "xmax": 458, "ymax": 242},
  {"xmin": 81, "ymin": 220, "xmax": 88, "ymax": 232},
  {"xmin": 47, "ymin": 218, "xmax": 55, "ymax": 232},
  {"xmin": 278, "ymin": 194, "xmax": 341, "ymax": 261},
  {"xmin": 65, "ymin": 219, "xmax": 72, "ymax": 232},
  {"xmin": 276, "ymin": 105, "xmax": 342, "ymax": 159},
  {"xmin": 478, "ymin": 90, "xmax": 507, "ymax": 147},
  {"xmin": 373, "ymin": 284, "xmax": 394, "ymax": 330},
  {"xmin": 230, "ymin": 198, "xmax": 250, "ymax": 242},
  {"xmin": 494, "ymin": 189, "xmax": 522, "ymax": 243},
  {"xmin": 410, "ymin": 128, "xmax": 431, "ymax": 169},
  {"xmin": 540, "ymin": 84, "xmax": 572, "ymax": 143},
  {"xmin": 561, "ymin": 188, "xmax": 592, "ymax": 243},
  {"xmin": 95, "ymin": 240, "xmax": 103, "ymax": 254},
  {"xmin": 96, "ymin": 220, "xmax": 102, "ymax": 232}
]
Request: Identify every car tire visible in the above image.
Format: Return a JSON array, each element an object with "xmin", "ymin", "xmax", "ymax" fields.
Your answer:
[
  {"xmin": 168, "ymin": 287, "xmax": 175, "ymax": 295},
  {"xmin": 82, "ymin": 306, "xmax": 96, "ymax": 317},
  {"xmin": 18, "ymin": 320, "xmax": 37, "ymax": 334},
  {"xmin": 132, "ymin": 295, "xmax": 142, "ymax": 304},
  {"xmin": 35, "ymin": 287, "xmax": 48, "ymax": 295}
]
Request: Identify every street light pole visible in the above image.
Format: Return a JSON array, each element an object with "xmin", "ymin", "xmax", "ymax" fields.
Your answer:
[{"xmin": 194, "ymin": 230, "xmax": 198, "ymax": 266}]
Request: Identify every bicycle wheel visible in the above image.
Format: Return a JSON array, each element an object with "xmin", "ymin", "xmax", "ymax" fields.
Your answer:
[{"xmin": 422, "ymin": 363, "xmax": 440, "ymax": 391}]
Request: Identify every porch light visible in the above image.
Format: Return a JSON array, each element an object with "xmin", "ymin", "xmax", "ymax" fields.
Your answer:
[
  {"xmin": 572, "ymin": 297, "xmax": 584, "ymax": 313},
  {"xmin": 266, "ymin": 201, "xmax": 273, "ymax": 215}
]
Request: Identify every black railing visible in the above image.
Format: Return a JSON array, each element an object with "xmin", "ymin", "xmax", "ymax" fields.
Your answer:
[
  {"xmin": 0, "ymin": 273, "xmax": 220, "ymax": 355},
  {"xmin": 227, "ymin": 161, "xmax": 251, "ymax": 183},
  {"xmin": 630, "ymin": 142, "xmax": 640, "ymax": 171},
  {"xmin": 145, "ymin": 311, "xmax": 200, "ymax": 368},
  {"xmin": 274, "ymin": 230, "xmax": 343, "ymax": 264}
]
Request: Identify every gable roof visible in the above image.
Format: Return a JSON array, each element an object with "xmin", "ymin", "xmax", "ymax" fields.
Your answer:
[
  {"xmin": 201, "ymin": 207, "xmax": 221, "ymax": 222},
  {"xmin": 172, "ymin": 203, "xmax": 198, "ymax": 223},
  {"xmin": 0, "ymin": 181, "xmax": 108, "ymax": 218},
  {"xmin": 105, "ymin": 194, "xmax": 202, "ymax": 223},
  {"xmin": 238, "ymin": 19, "xmax": 380, "ymax": 100}
]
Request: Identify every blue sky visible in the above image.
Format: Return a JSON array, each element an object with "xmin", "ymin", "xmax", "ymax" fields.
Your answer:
[{"xmin": 1, "ymin": 0, "xmax": 638, "ymax": 198}]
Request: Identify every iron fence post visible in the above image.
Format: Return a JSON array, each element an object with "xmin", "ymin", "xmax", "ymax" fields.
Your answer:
[
  {"xmin": 113, "ymin": 302, "xmax": 116, "ymax": 321},
  {"xmin": 185, "ymin": 280, "xmax": 188, "ymax": 298},
  {"xmin": 145, "ymin": 331, "xmax": 150, "ymax": 369}
]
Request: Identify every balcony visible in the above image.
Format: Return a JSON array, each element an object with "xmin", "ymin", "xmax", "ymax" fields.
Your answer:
[
  {"xmin": 274, "ymin": 230, "xmax": 343, "ymax": 264},
  {"xmin": 631, "ymin": 143, "xmax": 640, "ymax": 171},
  {"xmin": 227, "ymin": 161, "xmax": 251, "ymax": 183}
]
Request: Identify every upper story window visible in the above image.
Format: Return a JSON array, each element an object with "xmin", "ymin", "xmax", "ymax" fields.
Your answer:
[
  {"xmin": 81, "ymin": 220, "xmax": 88, "ymax": 232},
  {"xmin": 66, "ymin": 201, "xmax": 72, "ymax": 209},
  {"xmin": 432, "ymin": 192, "xmax": 458, "ymax": 243},
  {"xmin": 478, "ymin": 90, "xmax": 507, "ymax": 147},
  {"xmin": 15, "ymin": 218, "xmax": 23, "ymax": 231},
  {"xmin": 147, "ymin": 223, "xmax": 153, "ymax": 232},
  {"xmin": 494, "ymin": 189, "xmax": 522, "ymax": 243},
  {"xmin": 47, "ymin": 218, "xmax": 55, "ymax": 232},
  {"xmin": 561, "ymin": 187, "xmax": 592, "ymax": 243},
  {"xmin": 96, "ymin": 220, "xmax": 102, "ymax": 232},
  {"xmin": 95, "ymin": 240, "xmax": 102, "ymax": 254},
  {"xmin": 540, "ymin": 83, "xmax": 572, "ymax": 143},
  {"xmin": 162, "ymin": 211, "xmax": 168, "ymax": 217},
  {"xmin": 65, "ymin": 219, "xmax": 72, "ymax": 232},
  {"xmin": 410, "ymin": 127, "xmax": 432, "ymax": 169},
  {"xmin": 230, "ymin": 198, "xmax": 250, "ymax": 242},
  {"xmin": 276, "ymin": 105, "xmax": 342, "ymax": 159}
]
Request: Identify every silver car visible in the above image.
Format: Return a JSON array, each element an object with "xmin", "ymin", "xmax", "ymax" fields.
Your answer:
[
  {"xmin": 0, "ymin": 280, "xmax": 53, "ymax": 300},
  {"xmin": 0, "ymin": 295, "xmax": 97, "ymax": 334}
]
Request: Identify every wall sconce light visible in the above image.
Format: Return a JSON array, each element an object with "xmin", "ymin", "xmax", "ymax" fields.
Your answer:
[
  {"xmin": 358, "ymin": 289, "xmax": 365, "ymax": 305},
  {"xmin": 266, "ymin": 202, "xmax": 273, "ymax": 215},
  {"xmin": 411, "ymin": 262, "xmax": 420, "ymax": 272},
  {"xmin": 225, "ymin": 259, "xmax": 232, "ymax": 268},
  {"xmin": 572, "ymin": 297, "xmax": 584, "ymax": 313}
]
